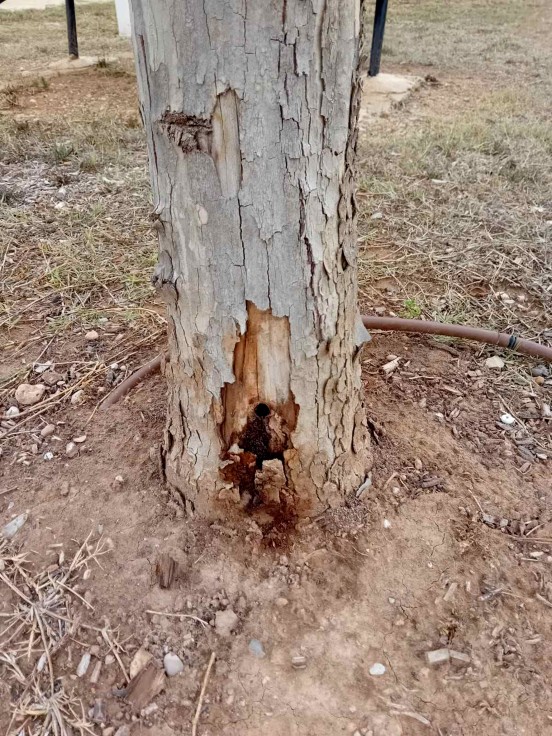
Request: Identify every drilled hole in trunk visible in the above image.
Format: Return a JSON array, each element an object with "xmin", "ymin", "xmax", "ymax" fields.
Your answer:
[{"xmin": 254, "ymin": 402, "xmax": 270, "ymax": 418}]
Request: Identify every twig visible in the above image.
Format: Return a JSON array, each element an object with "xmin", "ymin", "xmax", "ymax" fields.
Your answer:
[
  {"xmin": 0, "ymin": 486, "xmax": 18, "ymax": 496},
  {"xmin": 101, "ymin": 628, "xmax": 129, "ymax": 682},
  {"xmin": 145, "ymin": 610, "xmax": 209, "ymax": 628},
  {"xmin": 192, "ymin": 651, "xmax": 216, "ymax": 736},
  {"xmin": 536, "ymin": 593, "xmax": 552, "ymax": 608},
  {"xmin": 466, "ymin": 489, "xmax": 484, "ymax": 515}
]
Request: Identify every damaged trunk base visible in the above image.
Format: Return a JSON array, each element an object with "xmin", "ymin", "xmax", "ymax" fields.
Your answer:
[
  {"xmin": 132, "ymin": 0, "xmax": 372, "ymax": 527},
  {"xmin": 160, "ymin": 304, "xmax": 372, "ymax": 527}
]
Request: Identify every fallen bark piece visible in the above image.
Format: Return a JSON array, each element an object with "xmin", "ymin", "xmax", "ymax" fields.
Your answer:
[
  {"xmin": 443, "ymin": 582, "xmax": 458, "ymax": 602},
  {"xmin": 129, "ymin": 648, "xmax": 153, "ymax": 679},
  {"xmin": 124, "ymin": 660, "xmax": 166, "ymax": 711},
  {"xmin": 156, "ymin": 552, "xmax": 178, "ymax": 589}
]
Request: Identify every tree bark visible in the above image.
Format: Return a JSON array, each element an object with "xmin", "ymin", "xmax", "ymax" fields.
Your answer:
[{"xmin": 130, "ymin": 0, "xmax": 372, "ymax": 519}]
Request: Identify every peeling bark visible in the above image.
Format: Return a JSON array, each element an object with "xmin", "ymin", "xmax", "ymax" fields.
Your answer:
[{"xmin": 131, "ymin": 0, "xmax": 372, "ymax": 519}]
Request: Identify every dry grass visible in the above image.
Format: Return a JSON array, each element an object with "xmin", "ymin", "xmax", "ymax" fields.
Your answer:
[
  {"xmin": 0, "ymin": 7, "xmax": 161, "ymax": 423},
  {"xmin": 0, "ymin": 532, "xmax": 114, "ymax": 735},
  {"xmin": 0, "ymin": 3, "xmax": 131, "ymax": 83},
  {"xmin": 372, "ymin": 0, "xmax": 551, "ymax": 75},
  {"xmin": 360, "ymin": 0, "xmax": 552, "ymax": 353}
]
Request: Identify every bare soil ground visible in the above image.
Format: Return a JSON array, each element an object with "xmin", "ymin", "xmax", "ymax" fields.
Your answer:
[{"xmin": 1, "ymin": 2, "xmax": 551, "ymax": 735}]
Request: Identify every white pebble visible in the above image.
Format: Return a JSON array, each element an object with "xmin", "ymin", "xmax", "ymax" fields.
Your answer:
[
  {"xmin": 369, "ymin": 662, "xmax": 386, "ymax": 676},
  {"xmin": 85, "ymin": 330, "xmax": 99, "ymax": 341},
  {"xmin": 500, "ymin": 413, "xmax": 515, "ymax": 425},
  {"xmin": 65, "ymin": 442, "xmax": 78, "ymax": 458},
  {"xmin": 383, "ymin": 519, "xmax": 391, "ymax": 529},
  {"xmin": 163, "ymin": 652, "xmax": 184, "ymax": 676},
  {"xmin": 5, "ymin": 406, "xmax": 20, "ymax": 418},
  {"xmin": 70, "ymin": 390, "xmax": 85, "ymax": 405}
]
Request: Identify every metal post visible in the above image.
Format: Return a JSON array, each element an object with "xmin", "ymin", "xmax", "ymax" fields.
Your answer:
[
  {"xmin": 65, "ymin": 0, "xmax": 79, "ymax": 59},
  {"xmin": 368, "ymin": 0, "xmax": 389, "ymax": 77}
]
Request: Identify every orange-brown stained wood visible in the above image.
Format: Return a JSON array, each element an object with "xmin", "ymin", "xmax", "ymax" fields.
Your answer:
[{"xmin": 222, "ymin": 302, "xmax": 298, "ymax": 449}]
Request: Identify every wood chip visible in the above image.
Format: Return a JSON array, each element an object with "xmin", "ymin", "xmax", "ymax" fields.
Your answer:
[
  {"xmin": 156, "ymin": 552, "xmax": 178, "ymax": 589},
  {"xmin": 124, "ymin": 661, "xmax": 166, "ymax": 711},
  {"xmin": 443, "ymin": 581, "xmax": 458, "ymax": 602},
  {"xmin": 130, "ymin": 648, "xmax": 153, "ymax": 679}
]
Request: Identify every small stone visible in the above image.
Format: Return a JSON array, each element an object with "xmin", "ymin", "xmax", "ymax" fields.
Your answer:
[
  {"xmin": 42, "ymin": 370, "xmax": 63, "ymax": 386},
  {"xmin": 371, "ymin": 211, "xmax": 383, "ymax": 220},
  {"xmin": 500, "ymin": 413, "xmax": 515, "ymax": 425},
  {"xmin": 60, "ymin": 481, "xmax": 70, "ymax": 496},
  {"xmin": 43, "ymin": 451, "xmax": 54, "ymax": 461},
  {"xmin": 73, "ymin": 434, "xmax": 87, "ymax": 443},
  {"xmin": 531, "ymin": 365, "xmax": 549, "ymax": 378},
  {"xmin": 383, "ymin": 519, "xmax": 391, "ymax": 529},
  {"xmin": 15, "ymin": 383, "xmax": 46, "ymax": 406},
  {"xmin": 535, "ymin": 376, "xmax": 545, "ymax": 385},
  {"xmin": 141, "ymin": 703, "xmax": 158, "ymax": 717},
  {"xmin": 414, "ymin": 457, "xmax": 423, "ymax": 470},
  {"xmin": 71, "ymin": 390, "xmax": 85, "ymax": 405},
  {"xmin": 104, "ymin": 654, "xmax": 115, "ymax": 665},
  {"xmin": 77, "ymin": 652, "xmax": 91, "ymax": 677},
  {"xmin": 163, "ymin": 652, "xmax": 184, "ymax": 676},
  {"xmin": 426, "ymin": 648, "xmax": 450, "ymax": 666},
  {"xmin": 33, "ymin": 361, "xmax": 53, "ymax": 374},
  {"xmin": 5, "ymin": 406, "xmax": 20, "ymax": 418},
  {"xmin": 215, "ymin": 609, "xmax": 239, "ymax": 637},
  {"xmin": 248, "ymin": 639, "xmax": 265, "ymax": 658},
  {"xmin": 115, "ymin": 475, "xmax": 124, "ymax": 484},
  {"xmin": 485, "ymin": 356, "xmax": 504, "ymax": 369},
  {"xmin": 85, "ymin": 330, "xmax": 100, "ymax": 341},
  {"xmin": 291, "ymin": 655, "xmax": 307, "ymax": 669},
  {"xmin": 41, "ymin": 424, "xmax": 56, "ymax": 438},
  {"xmin": 382, "ymin": 357, "xmax": 400, "ymax": 375},
  {"xmin": 103, "ymin": 729, "xmax": 115, "ymax": 736},
  {"xmin": 529, "ymin": 550, "xmax": 544, "ymax": 559},
  {"xmin": 275, "ymin": 597, "xmax": 289, "ymax": 607},
  {"xmin": 369, "ymin": 662, "xmax": 386, "ymax": 676},
  {"xmin": 65, "ymin": 442, "xmax": 78, "ymax": 458},
  {"xmin": 2, "ymin": 513, "xmax": 28, "ymax": 539}
]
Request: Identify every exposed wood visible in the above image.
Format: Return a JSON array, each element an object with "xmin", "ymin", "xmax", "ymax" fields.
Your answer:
[
  {"xmin": 155, "ymin": 552, "xmax": 178, "ymax": 589},
  {"xmin": 124, "ymin": 660, "xmax": 166, "ymax": 711},
  {"xmin": 130, "ymin": 0, "xmax": 372, "ymax": 518}
]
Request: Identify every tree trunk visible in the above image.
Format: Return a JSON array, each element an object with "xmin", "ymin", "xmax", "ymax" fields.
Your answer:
[{"xmin": 130, "ymin": 0, "xmax": 372, "ymax": 519}]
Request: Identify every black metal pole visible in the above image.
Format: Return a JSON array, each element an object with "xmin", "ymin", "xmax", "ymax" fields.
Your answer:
[
  {"xmin": 368, "ymin": 0, "xmax": 389, "ymax": 77},
  {"xmin": 65, "ymin": 0, "xmax": 79, "ymax": 59}
]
